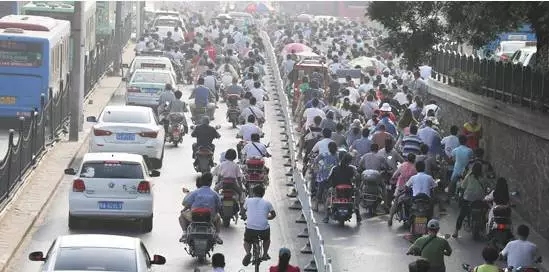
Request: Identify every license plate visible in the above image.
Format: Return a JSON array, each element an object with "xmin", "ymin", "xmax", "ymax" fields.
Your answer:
[
  {"xmin": 0, "ymin": 96, "xmax": 16, "ymax": 104},
  {"xmin": 415, "ymin": 217, "xmax": 427, "ymax": 224},
  {"xmin": 223, "ymin": 200, "xmax": 234, "ymax": 206},
  {"xmin": 142, "ymin": 88, "xmax": 159, "ymax": 93},
  {"xmin": 116, "ymin": 133, "xmax": 135, "ymax": 141},
  {"xmin": 98, "ymin": 201, "xmax": 123, "ymax": 210},
  {"xmin": 195, "ymin": 108, "xmax": 206, "ymax": 113}
]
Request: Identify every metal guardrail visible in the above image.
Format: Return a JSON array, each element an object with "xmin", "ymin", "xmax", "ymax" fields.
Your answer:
[
  {"xmin": 0, "ymin": 16, "xmax": 133, "ymax": 208},
  {"xmin": 261, "ymin": 30, "xmax": 333, "ymax": 272}
]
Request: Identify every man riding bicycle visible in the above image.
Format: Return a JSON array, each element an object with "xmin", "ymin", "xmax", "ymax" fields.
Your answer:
[{"xmin": 242, "ymin": 185, "xmax": 276, "ymax": 266}]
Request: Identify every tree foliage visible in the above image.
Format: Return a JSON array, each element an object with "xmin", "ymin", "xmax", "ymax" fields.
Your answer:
[{"xmin": 367, "ymin": 1, "xmax": 549, "ymax": 71}]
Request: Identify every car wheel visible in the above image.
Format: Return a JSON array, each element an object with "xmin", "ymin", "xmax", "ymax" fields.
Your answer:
[
  {"xmin": 68, "ymin": 214, "xmax": 79, "ymax": 230},
  {"xmin": 141, "ymin": 216, "xmax": 153, "ymax": 233}
]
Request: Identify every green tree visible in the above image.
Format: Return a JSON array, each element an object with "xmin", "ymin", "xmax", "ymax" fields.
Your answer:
[
  {"xmin": 444, "ymin": 2, "xmax": 549, "ymax": 71},
  {"xmin": 366, "ymin": 2, "xmax": 446, "ymax": 69}
]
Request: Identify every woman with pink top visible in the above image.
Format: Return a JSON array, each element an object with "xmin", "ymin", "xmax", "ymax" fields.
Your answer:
[{"xmin": 388, "ymin": 153, "xmax": 417, "ymax": 226}]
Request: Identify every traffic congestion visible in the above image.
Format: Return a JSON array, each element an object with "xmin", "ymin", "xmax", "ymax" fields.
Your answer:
[{"xmin": 0, "ymin": 2, "xmax": 546, "ymax": 272}]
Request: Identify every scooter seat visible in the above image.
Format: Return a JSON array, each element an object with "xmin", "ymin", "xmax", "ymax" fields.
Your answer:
[
  {"xmin": 335, "ymin": 184, "xmax": 353, "ymax": 190},
  {"xmin": 191, "ymin": 208, "xmax": 212, "ymax": 222},
  {"xmin": 197, "ymin": 148, "xmax": 214, "ymax": 155},
  {"xmin": 332, "ymin": 197, "xmax": 351, "ymax": 204},
  {"xmin": 246, "ymin": 158, "xmax": 265, "ymax": 167}
]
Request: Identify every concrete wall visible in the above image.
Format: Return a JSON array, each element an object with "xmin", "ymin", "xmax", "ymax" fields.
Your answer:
[{"xmin": 427, "ymin": 80, "xmax": 549, "ymax": 239}]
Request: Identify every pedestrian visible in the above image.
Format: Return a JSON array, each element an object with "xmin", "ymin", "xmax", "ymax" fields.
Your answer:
[
  {"xmin": 462, "ymin": 113, "xmax": 482, "ymax": 150},
  {"xmin": 212, "ymin": 253, "xmax": 225, "ymax": 272},
  {"xmin": 407, "ymin": 219, "xmax": 452, "ymax": 272},
  {"xmin": 269, "ymin": 247, "xmax": 301, "ymax": 272}
]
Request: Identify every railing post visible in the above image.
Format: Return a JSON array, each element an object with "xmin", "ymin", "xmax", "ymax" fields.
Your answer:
[
  {"xmin": 6, "ymin": 129, "xmax": 14, "ymax": 197},
  {"xmin": 17, "ymin": 116, "xmax": 24, "ymax": 181},
  {"xmin": 49, "ymin": 87, "xmax": 54, "ymax": 140},
  {"xmin": 30, "ymin": 109, "xmax": 36, "ymax": 165}
]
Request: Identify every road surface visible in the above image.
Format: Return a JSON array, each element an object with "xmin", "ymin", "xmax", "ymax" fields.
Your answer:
[{"xmin": 6, "ymin": 81, "xmax": 311, "ymax": 271}]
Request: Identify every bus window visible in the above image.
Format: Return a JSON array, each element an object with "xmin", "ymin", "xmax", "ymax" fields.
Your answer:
[{"xmin": 0, "ymin": 40, "xmax": 43, "ymax": 67}]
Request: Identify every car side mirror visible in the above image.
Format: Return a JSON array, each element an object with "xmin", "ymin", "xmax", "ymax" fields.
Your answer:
[
  {"xmin": 150, "ymin": 170, "xmax": 160, "ymax": 177},
  {"xmin": 29, "ymin": 251, "xmax": 45, "ymax": 261},
  {"xmin": 86, "ymin": 116, "xmax": 97, "ymax": 122},
  {"xmin": 122, "ymin": 63, "xmax": 129, "ymax": 68},
  {"xmin": 121, "ymin": 77, "xmax": 127, "ymax": 82},
  {"xmin": 64, "ymin": 168, "xmax": 76, "ymax": 175},
  {"xmin": 151, "ymin": 254, "xmax": 166, "ymax": 265}
]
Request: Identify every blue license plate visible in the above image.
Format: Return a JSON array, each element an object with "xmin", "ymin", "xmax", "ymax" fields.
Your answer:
[
  {"xmin": 98, "ymin": 201, "xmax": 123, "ymax": 210},
  {"xmin": 116, "ymin": 133, "xmax": 135, "ymax": 141},
  {"xmin": 142, "ymin": 88, "xmax": 159, "ymax": 93}
]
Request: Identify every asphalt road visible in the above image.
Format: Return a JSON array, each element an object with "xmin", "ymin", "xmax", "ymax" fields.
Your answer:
[{"xmin": 6, "ymin": 81, "xmax": 311, "ymax": 271}]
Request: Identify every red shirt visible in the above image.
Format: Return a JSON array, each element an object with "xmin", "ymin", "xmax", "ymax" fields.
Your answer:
[
  {"xmin": 206, "ymin": 45, "xmax": 217, "ymax": 61},
  {"xmin": 269, "ymin": 265, "xmax": 300, "ymax": 272},
  {"xmin": 184, "ymin": 31, "xmax": 195, "ymax": 42}
]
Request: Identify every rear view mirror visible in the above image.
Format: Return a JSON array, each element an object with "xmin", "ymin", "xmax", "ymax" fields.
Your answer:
[
  {"xmin": 29, "ymin": 251, "xmax": 45, "ymax": 262},
  {"xmin": 150, "ymin": 170, "xmax": 160, "ymax": 177},
  {"xmin": 151, "ymin": 254, "xmax": 166, "ymax": 265},
  {"xmin": 86, "ymin": 116, "xmax": 97, "ymax": 122},
  {"xmin": 64, "ymin": 168, "xmax": 76, "ymax": 175}
]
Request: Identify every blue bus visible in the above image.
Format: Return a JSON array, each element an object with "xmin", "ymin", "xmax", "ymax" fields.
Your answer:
[
  {"xmin": 484, "ymin": 24, "xmax": 537, "ymax": 52},
  {"xmin": 0, "ymin": 15, "xmax": 70, "ymax": 118}
]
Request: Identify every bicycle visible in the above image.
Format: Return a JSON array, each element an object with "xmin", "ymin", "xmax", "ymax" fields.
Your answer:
[{"xmin": 250, "ymin": 234, "xmax": 264, "ymax": 272}]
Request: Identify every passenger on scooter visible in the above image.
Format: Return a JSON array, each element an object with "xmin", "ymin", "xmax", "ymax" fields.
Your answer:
[
  {"xmin": 189, "ymin": 77, "xmax": 216, "ymax": 120},
  {"xmin": 320, "ymin": 111, "xmax": 337, "ymax": 132},
  {"xmin": 388, "ymin": 153, "xmax": 417, "ymax": 226},
  {"xmin": 378, "ymin": 138, "xmax": 404, "ymax": 171},
  {"xmin": 242, "ymin": 185, "xmax": 276, "ymax": 266},
  {"xmin": 250, "ymin": 81, "xmax": 267, "ymax": 111},
  {"xmin": 484, "ymin": 177, "xmax": 511, "ymax": 233},
  {"xmin": 350, "ymin": 128, "xmax": 372, "ymax": 158},
  {"xmin": 313, "ymin": 142, "xmax": 339, "ymax": 205},
  {"xmin": 405, "ymin": 161, "xmax": 436, "ymax": 198},
  {"xmin": 191, "ymin": 116, "xmax": 220, "ymax": 163},
  {"xmin": 371, "ymin": 124, "xmax": 394, "ymax": 150},
  {"xmin": 239, "ymin": 92, "xmax": 253, "ymax": 111},
  {"xmin": 226, "ymin": 77, "xmax": 245, "ymax": 97},
  {"xmin": 500, "ymin": 225, "xmax": 540, "ymax": 270},
  {"xmin": 242, "ymin": 133, "xmax": 270, "ymax": 159},
  {"xmin": 303, "ymin": 98, "xmax": 326, "ymax": 128},
  {"xmin": 331, "ymin": 123, "xmax": 348, "ymax": 148},
  {"xmin": 464, "ymin": 148, "xmax": 496, "ymax": 179},
  {"xmin": 452, "ymin": 162, "xmax": 487, "ymax": 238},
  {"xmin": 204, "ymin": 70, "xmax": 219, "ymax": 98},
  {"xmin": 323, "ymin": 152, "xmax": 361, "ymax": 223},
  {"xmin": 358, "ymin": 143, "xmax": 391, "ymax": 173},
  {"xmin": 311, "ymin": 128, "xmax": 335, "ymax": 155},
  {"xmin": 179, "ymin": 173, "xmax": 223, "ymax": 244},
  {"xmin": 240, "ymin": 97, "xmax": 265, "ymax": 125},
  {"xmin": 213, "ymin": 149, "xmax": 245, "ymax": 208},
  {"xmin": 407, "ymin": 219, "xmax": 452, "ymax": 272},
  {"xmin": 167, "ymin": 90, "xmax": 189, "ymax": 135},
  {"xmin": 472, "ymin": 246, "xmax": 501, "ymax": 272},
  {"xmin": 415, "ymin": 144, "xmax": 439, "ymax": 177}
]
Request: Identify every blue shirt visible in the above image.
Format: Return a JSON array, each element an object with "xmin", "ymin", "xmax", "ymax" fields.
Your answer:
[
  {"xmin": 451, "ymin": 145, "xmax": 473, "ymax": 179},
  {"xmin": 417, "ymin": 127, "xmax": 441, "ymax": 154},
  {"xmin": 401, "ymin": 134, "xmax": 423, "ymax": 157},
  {"xmin": 193, "ymin": 85, "xmax": 211, "ymax": 107},
  {"xmin": 315, "ymin": 153, "xmax": 338, "ymax": 183},
  {"xmin": 346, "ymin": 131, "xmax": 361, "ymax": 147},
  {"xmin": 350, "ymin": 137, "xmax": 372, "ymax": 156},
  {"xmin": 183, "ymin": 186, "xmax": 222, "ymax": 215},
  {"xmin": 305, "ymin": 99, "xmax": 326, "ymax": 109},
  {"xmin": 376, "ymin": 117, "xmax": 397, "ymax": 137}
]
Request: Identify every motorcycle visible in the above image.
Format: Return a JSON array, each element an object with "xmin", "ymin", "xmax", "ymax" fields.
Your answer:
[
  {"xmin": 463, "ymin": 262, "xmax": 541, "ymax": 272},
  {"xmin": 466, "ymin": 200, "xmax": 489, "ymax": 241},
  {"xmin": 191, "ymin": 106, "xmax": 208, "ymax": 125},
  {"xmin": 194, "ymin": 146, "xmax": 214, "ymax": 173},
  {"xmin": 243, "ymin": 158, "xmax": 267, "ymax": 196},
  {"xmin": 488, "ymin": 204, "xmax": 513, "ymax": 251},
  {"xmin": 226, "ymin": 94, "xmax": 241, "ymax": 128},
  {"xmin": 220, "ymin": 178, "xmax": 240, "ymax": 227},
  {"xmin": 327, "ymin": 184, "xmax": 355, "ymax": 226},
  {"xmin": 167, "ymin": 113, "xmax": 185, "ymax": 147},
  {"xmin": 360, "ymin": 170, "xmax": 384, "ymax": 217},
  {"xmin": 409, "ymin": 193, "xmax": 433, "ymax": 240},
  {"xmin": 184, "ymin": 208, "xmax": 217, "ymax": 263}
]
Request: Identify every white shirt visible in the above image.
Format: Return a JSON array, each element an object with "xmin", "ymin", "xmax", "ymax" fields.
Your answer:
[
  {"xmin": 240, "ymin": 105, "xmax": 265, "ymax": 122},
  {"xmin": 501, "ymin": 239, "xmax": 538, "ymax": 269},
  {"xmin": 244, "ymin": 197, "xmax": 274, "ymax": 230},
  {"xmin": 239, "ymin": 123, "xmax": 262, "ymax": 141},
  {"xmin": 358, "ymin": 83, "xmax": 373, "ymax": 94},
  {"xmin": 243, "ymin": 142, "xmax": 268, "ymax": 159},
  {"xmin": 419, "ymin": 65, "xmax": 432, "ymax": 80},
  {"xmin": 216, "ymin": 160, "xmax": 242, "ymax": 179},
  {"xmin": 441, "ymin": 135, "xmax": 459, "ymax": 158},
  {"xmin": 312, "ymin": 138, "xmax": 334, "ymax": 155},
  {"xmin": 329, "ymin": 62, "xmax": 342, "ymax": 75},
  {"xmin": 405, "ymin": 172, "xmax": 436, "ymax": 197},
  {"xmin": 249, "ymin": 88, "xmax": 266, "ymax": 108},
  {"xmin": 347, "ymin": 88, "xmax": 360, "ymax": 103},
  {"xmin": 422, "ymin": 103, "xmax": 440, "ymax": 118},
  {"xmin": 303, "ymin": 107, "xmax": 326, "ymax": 127},
  {"xmin": 393, "ymin": 92, "xmax": 409, "ymax": 106}
]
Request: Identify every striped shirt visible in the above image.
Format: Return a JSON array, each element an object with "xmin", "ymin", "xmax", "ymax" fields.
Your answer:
[{"xmin": 401, "ymin": 134, "xmax": 423, "ymax": 157}]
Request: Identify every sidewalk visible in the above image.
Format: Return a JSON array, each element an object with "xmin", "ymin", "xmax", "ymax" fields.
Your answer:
[{"xmin": 0, "ymin": 43, "xmax": 134, "ymax": 271}]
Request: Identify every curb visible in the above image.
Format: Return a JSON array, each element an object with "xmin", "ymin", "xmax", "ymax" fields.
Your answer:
[{"xmin": 0, "ymin": 84, "xmax": 120, "ymax": 272}]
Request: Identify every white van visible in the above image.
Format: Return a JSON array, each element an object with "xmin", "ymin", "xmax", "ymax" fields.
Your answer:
[{"xmin": 510, "ymin": 47, "xmax": 537, "ymax": 67}]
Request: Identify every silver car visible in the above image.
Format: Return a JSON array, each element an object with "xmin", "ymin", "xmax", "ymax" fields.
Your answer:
[{"xmin": 29, "ymin": 234, "xmax": 166, "ymax": 271}]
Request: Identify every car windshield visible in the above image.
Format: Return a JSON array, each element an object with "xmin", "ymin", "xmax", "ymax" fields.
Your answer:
[
  {"xmin": 501, "ymin": 43, "xmax": 526, "ymax": 53},
  {"xmin": 80, "ymin": 162, "xmax": 144, "ymax": 179},
  {"xmin": 101, "ymin": 110, "xmax": 150, "ymax": 124},
  {"xmin": 155, "ymin": 18, "xmax": 179, "ymax": 27},
  {"xmin": 53, "ymin": 247, "xmax": 137, "ymax": 271},
  {"xmin": 132, "ymin": 72, "xmax": 172, "ymax": 84}
]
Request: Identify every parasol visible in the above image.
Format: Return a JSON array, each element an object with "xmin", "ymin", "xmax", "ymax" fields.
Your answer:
[
  {"xmin": 347, "ymin": 56, "xmax": 387, "ymax": 73},
  {"xmin": 245, "ymin": 2, "xmax": 273, "ymax": 13},
  {"xmin": 281, "ymin": 43, "xmax": 312, "ymax": 55}
]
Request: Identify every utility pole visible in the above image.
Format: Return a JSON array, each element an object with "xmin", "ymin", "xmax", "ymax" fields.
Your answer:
[
  {"xmin": 136, "ymin": 1, "xmax": 141, "ymax": 39},
  {"xmin": 69, "ymin": 1, "xmax": 85, "ymax": 141},
  {"xmin": 113, "ymin": 1, "xmax": 123, "ymax": 76}
]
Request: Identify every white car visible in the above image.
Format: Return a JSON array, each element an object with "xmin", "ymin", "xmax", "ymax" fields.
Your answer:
[
  {"xmin": 510, "ymin": 46, "xmax": 537, "ymax": 67},
  {"xmin": 65, "ymin": 153, "xmax": 159, "ymax": 232},
  {"xmin": 124, "ymin": 55, "xmax": 177, "ymax": 82},
  {"xmin": 29, "ymin": 234, "xmax": 166, "ymax": 271},
  {"xmin": 495, "ymin": 41, "xmax": 535, "ymax": 62},
  {"xmin": 124, "ymin": 69, "xmax": 177, "ymax": 108},
  {"xmin": 87, "ymin": 106, "xmax": 165, "ymax": 169}
]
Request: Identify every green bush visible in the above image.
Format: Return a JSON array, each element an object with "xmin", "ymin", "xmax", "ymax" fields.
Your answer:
[{"xmin": 449, "ymin": 69, "xmax": 485, "ymax": 94}]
